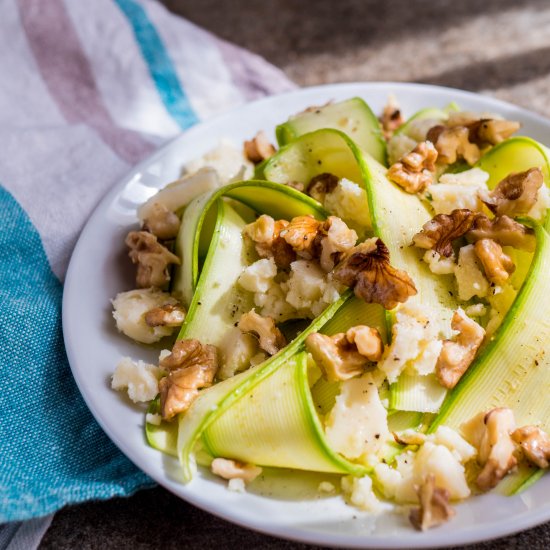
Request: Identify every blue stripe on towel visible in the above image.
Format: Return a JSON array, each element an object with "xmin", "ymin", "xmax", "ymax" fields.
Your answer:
[
  {"xmin": 0, "ymin": 185, "xmax": 153, "ymax": 521},
  {"xmin": 114, "ymin": 0, "xmax": 199, "ymax": 130}
]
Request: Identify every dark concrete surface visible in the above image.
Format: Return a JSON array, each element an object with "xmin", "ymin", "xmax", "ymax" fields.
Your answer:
[{"xmin": 41, "ymin": 1, "xmax": 550, "ymax": 548}]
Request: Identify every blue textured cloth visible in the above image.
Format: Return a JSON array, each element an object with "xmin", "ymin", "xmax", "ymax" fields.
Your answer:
[{"xmin": 0, "ymin": 186, "xmax": 154, "ymax": 521}]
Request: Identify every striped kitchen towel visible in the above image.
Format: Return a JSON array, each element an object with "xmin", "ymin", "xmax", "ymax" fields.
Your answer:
[{"xmin": 0, "ymin": 0, "xmax": 294, "ymax": 531}]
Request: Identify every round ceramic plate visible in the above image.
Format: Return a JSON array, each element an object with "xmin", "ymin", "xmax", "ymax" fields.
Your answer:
[{"xmin": 63, "ymin": 82, "xmax": 550, "ymax": 548}]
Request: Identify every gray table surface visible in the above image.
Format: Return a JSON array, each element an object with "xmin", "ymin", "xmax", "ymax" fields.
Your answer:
[{"xmin": 41, "ymin": 1, "xmax": 550, "ymax": 548}]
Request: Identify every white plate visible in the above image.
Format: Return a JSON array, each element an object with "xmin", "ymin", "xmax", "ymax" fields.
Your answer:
[{"xmin": 63, "ymin": 82, "xmax": 550, "ymax": 548}]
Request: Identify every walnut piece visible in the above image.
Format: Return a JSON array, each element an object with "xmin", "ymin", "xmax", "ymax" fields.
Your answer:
[
  {"xmin": 387, "ymin": 141, "xmax": 438, "ymax": 193},
  {"xmin": 158, "ymin": 339, "xmax": 218, "ymax": 419},
  {"xmin": 473, "ymin": 239, "xmax": 515, "ymax": 284},
  {"xmin": 466, "ymin": 214, "xmax": 536, "ymax": 252},
  {"xmin": 305, "ymin": 332, "xmax": 368, "ymax": 382},
  {"xmin": 211, "ymin": 457, "xmax": 262, "ymax": 483},
  {"xmin": 238, "ymin": 310, "xmax": 286, "ymax": 356},
  {"xmin": 379, "ymin": 95, "xmax": 404, "ymax": 139},
  {"xmin": 345, "ymin": 325, "xmax": 384, "ymax": 361},
  {"xmin": 512, "ymin": 426, "xmax": 550, "ymax": 469},
  {"xmin": 483, "ymin": 168, "xmax": 543, "ymax": 217},
  {"xmin": 435, "ymin": 309, "xmax": 485, "ymax": 389},
  {"xmin": 467, "ymin": 119, "xmax": 520, "ymax": 146},
  {"xmin": 243, "ymin": 214, "xmax": 296, "ymax": 269},
  {"xmin": 142, "ymin": 202, "xmax": 181, "ymax": 240},
  {"xmin": 126, "ymin": 231, "xmax": 181, "ymax": 288},
  {"xmin": 476, "ymin": 408, "xmax": 518, "ymax": 491},
  {"xmin": 409, "ymin": 474, "xmax": 455, "ymax": 531},
  {"xmin": 333, "ymin": 238, "xmax": 417, "ymax": 310},
  {"xmin": 243, "ymin": 131, "xmax": 276, "ymax": 164},
  {"xmin": 426, "ymin": 125, "xmax": 480, "ymax": 165},
  {"xmin": 306, "ymin": 172, "xmax": 339, "ymax": 203},
  {"xmin": 318, "ymin": 216, "xmax": 358, "ymax": 272},
  {"xmin": 412, "ymin": 209, "xmax": 477, "ymax": 257},
  {"xmin": 280, "ymin": 215, "xmax": 323, "ymax": 259},
  {"xmin": 144, "ymin": 303, "xmax": 186, "ymax": 327}
]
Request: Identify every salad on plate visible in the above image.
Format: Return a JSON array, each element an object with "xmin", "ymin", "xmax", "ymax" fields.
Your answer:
[{"xmin": 109, "ymin": 96, "xmax": 550, "ymax": 532}]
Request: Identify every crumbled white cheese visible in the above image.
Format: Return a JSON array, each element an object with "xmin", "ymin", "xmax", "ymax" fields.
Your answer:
[
  {"xmin": 112, "ymin": 288, "xmax": 180, "ymax": 344},
  {"xmin": 111, "ymin": 357, "xmax": 163, "ymax": 403},
  {"xmin": 145, "ymin": 413, "xmax": 162, "ymax": 426},
  {"xmin": 378, "ymin": 305, "xmax": 445, "ymax": 382},
  {"xmin": 426, "ymin": 426, "xmax": 477, "ymax": 463},
  {"xmin": 374, "ymin": 452, "xmax": 416, "ymax": 503},
  {"xmin": 184, "ymin": 139, "xmax": 253, "ymax": 183},
  {"xmin": 485, "ymin": 282, "xmax": 517, "ymax": 338},
  {"xmin": 428, "ymin": 168, "xmax": 489, "ymax": 215},
  {"xmin": 318, "ymin": 481, "xmax": 336, "ymax": 493},
  {"xmin": 323, "ymin": 178, "xmax": 371, "ymax": 232},
  {"xmin": 341, "ymin": 475, "xmax": 392, "ymax": 513},
  {"xmin": 238, "ymin": 258, "xmax": 277, "ymax": 293},
  {"xmin": 252, "ymin": 279, "xmax": 298, "ymax": 323},
  {"xmin": 218, "ymin": 327, "xmax": 260, "ymax": 380},
  {"xmin": 423, "ymin": 250, "xmax": 456, "ymax": 275},
  {"xmin": 324, "ymin": 373, "xmax": 390, "ymax": 462},
  {"xmin": 455, "ymin": 244, "xmax": 489, "ymax": 301},
  {"xmin": 227, "ymin": 478, "xmax": 246, "ymax": 493},
  {"xmin": 464, "ymin": 303, "xmax": 487, "ymax": 318},
  {"xmin": 387, "ymin": 134, "xmax": 417, "ymax": 166},
  {"xmin": 528, "ymin": 184, "xmax": 550, "ymax": 221}
]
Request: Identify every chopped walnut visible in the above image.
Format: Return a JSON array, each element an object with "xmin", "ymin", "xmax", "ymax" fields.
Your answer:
[
  {"xmin": 144, "ymin": 303, "xmax": 186, "ymax": 327},
  {"xmin": 345, "ymin": 325, "xmax": 384, "ymax": 362},
  {"xmin": 426, "ymin": 125, "xmax": 480, "ymax": 165},
  {"xmin": 243, "ymin": 131, "xmax": 276, "ymax": 164},
  {"xmin": 126, "ymin": 231, "xmax": 181, "ymax": 288},
  {"xmin": 238, "ymin": 310, "xmax": 286, "ymax": 356},
  {"xmin": 476, "ymin": 408, "xmax": 518, "ymax": 491},
  {"xmin": 379, "ymin": 95, "xmax": 404, "ymax": 139},
  {"xmin": 306, "ymin": 172, "xmax": 339, "ymax": 203},
  {"xmin": 512, "ymin": 426, "xmax": 550, "ymax": 469},
  {"xmin": 318, "ymin": 216, "xmax": 358, "ymax": 272},
  {"xmin": 305, "ymin": 332, "xmax": 368, "ymax": 382},
  {"xmin": 211, "ymin": 457, "xmax": 262, "ymax": 483},
  {"xmin": 409, "ymin": 474, "xmax": 455, "ymax": 531},
  {"xmin": 412, "ymin": 209, "xmax": 477, "ymax": 257},
  {"xmin": 393, "ymin": 429, "xmax": 427, "ymax": 446},
  {"xmin": 482, "ymin": 168, "xmax": 543, "ymax": 217},
  {"xmin": 333, "ymin": 238, "xmax": 417, "ymax": 310},
  {"xmin": 280, "ymin": 215, "xmax": 323, "ymax": 259},
  {"xmin": 387, "ymin": 141, "xmax": 438, "ymax": 193},
  {"xmin": 285, "ymin": 180, "xmax": 305, "ymax": 192},
  {"xmin": 142, "ymin": 202, "xmax": 181, "ymax": 240},
  {"xmin": 243, "ymin": 215, "xmax": 296, "ymax": 269},
  {"xmin": 467, "ymin": 119, "xmax": 521, "ymax": 146},
  {"xmin": 435, "ymin": 309, "xmax": 485, "ymax": 389},
  {"xmin": 158, "ymin": 339, "xmax": 218, "ymax": 419},
  {"xmin": 473, "ymin": 239, "xmax": 515, "ymax": 284},
  {"xmin": 466, "ymin": 214, "xmax": 536, "ymax": 252}
]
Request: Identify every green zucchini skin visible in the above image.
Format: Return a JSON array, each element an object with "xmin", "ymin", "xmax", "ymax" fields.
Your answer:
[
  {"xmin": 275, "ymin": 97, "xmax": 387, "ymax": 165},
  {"xmin": 430, "ymin": 223, "xmax": 550, "ymax": 434}
]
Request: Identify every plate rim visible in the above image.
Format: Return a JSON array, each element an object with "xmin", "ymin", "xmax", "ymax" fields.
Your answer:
[{"xmin": 62, "ymin": 81, "xmax": 550, "ymax": 549}]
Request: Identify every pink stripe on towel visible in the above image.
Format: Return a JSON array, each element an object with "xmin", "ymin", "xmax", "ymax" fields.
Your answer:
[{"xmin": 18, "ymin": 0, "xmax": 155, "ymax": 165}]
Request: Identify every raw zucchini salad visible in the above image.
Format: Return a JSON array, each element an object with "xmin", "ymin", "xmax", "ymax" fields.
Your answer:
[{"xmin": 111, "ymin": 96, "xmax": 550, "ymax": 531}]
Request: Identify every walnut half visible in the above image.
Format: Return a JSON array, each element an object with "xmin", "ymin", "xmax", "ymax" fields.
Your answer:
[
  {"xmin": 159, "ymin": 339, "xmax": 218, "ymax": 419},
  {"xmin": 126, "ymin": 231, "xmax": 181, "ymax": 288},
  {"xmin": 333, "ymin": 238, "xmax": 417, "ymax": 310},
  {"xmin": 512, "ymin": 426, "xmax": 550, "ymax": 469},
  {"xmin": 244, "ymin": 131, "xmax": 276, "ymax": 164},
  {"xmin": 409, "ymin": 474, "xmax": 455, "ymax": 531},
  {"xmin": 435, "ymin": 309, "xmax": 485, "ymax": 389},
  {"xmin": 387, "ymin": 141, "xmax": 438, "ymax": 193},
  {"xmin": 473, "ymin": 239, "xmax": 515, "ymax": 285},
  {"xmin": 238, "ymin": 310, "xmax": 286, "ymax": 356},
  {"xmin": 466, "ymin": 214, "xmax": 536, "ymax": 252},
  {"xmin": 426, "ymin": 125, "xmax": 480, "ymax": 165},
  {"xmin": 412, "ymin": 209, "xmax": 477, "ymax": 257},
  {"xmin": 211, "ymin": 457, "xmax": 262, "ymax": 483},
  {"xmin": 305, "ymin": 325, "xmax": 383, "ymax": 382},
  {"xmin": 144, "ymin": 303, "xmax": 186, "ymax": 327}
]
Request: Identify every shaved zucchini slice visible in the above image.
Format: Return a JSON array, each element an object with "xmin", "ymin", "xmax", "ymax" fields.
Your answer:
[
  {"xmin": 276, "ymin": 97, "xmax": 387, "ymax": 165},
  {"xmin": 394, "ymin": 102, "xmax": 458, "ymax": 137},
  {"xmin": 201, "ymin": 351, "xmax": 367, "ymax": 475},
  {"xmin": 174, "ymin": 180, "xmax": 327, "ymax": 305},
  {"xmin": 176, "ymin": 291, "xmax": 353, "ymax": 481},
  {"xmin": 430, "ymin": 224, "xmax": 550, "ymax": 492}
]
